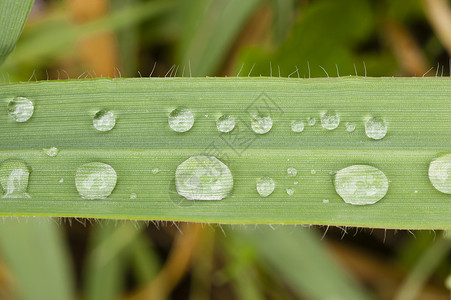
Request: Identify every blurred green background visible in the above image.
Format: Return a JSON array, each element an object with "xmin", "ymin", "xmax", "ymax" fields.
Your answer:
[{"xmin": 0, "ymin": 0, "xmax": 451, "ymax": 299}]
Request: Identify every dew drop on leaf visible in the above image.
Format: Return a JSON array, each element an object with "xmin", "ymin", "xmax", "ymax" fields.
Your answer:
[
  {"xmin": 334, "ymin": 165, "xmax": 389, "ymax": 205},
  {"xmin": 365, "ymin": 117, "xmax": 387, "ymax": 140},
  {"xmin": 75, "ymin": 162, "xmax": 117, "ymax": 199},
  {"xmin": 43, "ymin": 147, "xmax": 59, "ymax": 157},
  {"xmin": 256, "ymin": 176, "xmax": 275, "ymax": 197},
  {"xmin": 321, "ymin": 110, "xmax": 340, "ymax": 130},
  {"xmin": 7, "ymin": 97, "xmax": 34, "ymax": 122},
  {"xmin": 345, "ymin": 122, "xmax": 356, "ymax": 132},
  {"xmin": 0, "ymin": 160, "xmax": 31, "ymax": 198},
  {"xmin": 428, "ymin": 154, "xmax": 451, "ymax": 194},
  {"xmin": 307, "ymin": 117, "xmax": 316, "ymax": 126},
  {"xmin": 291, "ymin": 120, "xmax": 305, "ymax": 133},
  {"xmin": 287, "ymin": 167, "xmax": 297, "ymax": 177},
  {"xmin": 168, "ymin": 108, "xmax": 194, "ymax": 132},
  {"xmin": 286, "ymin": 188, "xmax": 295, "ymax": 196},
  {"xmin": 251, "ymin": 114, "xmax": 273, "ymax": 134},
  {"xmin": 216, "ymin": 115, "xmax": 235, "ymax": 133},
  {"xmin": 93, "ymin": 110, "xmax": 116, "ymax": 132},
  {"xmin": 175, "ymin": 156, "xmax": 233, "ymax": 200}
]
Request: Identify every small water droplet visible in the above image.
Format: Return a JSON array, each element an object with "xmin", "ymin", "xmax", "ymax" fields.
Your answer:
[
  {"xmin": 168, "ymin": 108, "xmax": 194, "ymax": 132},
  {"xmin": 365, "ymin": 117, "xmax": 387, "ymax": 140},
  {"xmin": 130, "ymin": 193, "xmax": 137, "ymax": 199},
  {"xmin": 294, "ymin": 181, "xmax": 299, "ymax": 185},
  {"xmin": 59, "ymin": 178, "xmax": 64, "ymax": 183},
  {"xmin": 334, "ymin": 165, "xmax": 389, "ymax": 205},
  {"xmin": 43, "ymin": 147, "xmax": 59, "ymax": 157},
  {"xmin": 291, "ymin": 120, "xmax": 305, "ymax": 133},
  {"xmin": 428, "ymin": 154, "xmax": 451, "ymax": 194},
  {"xmin": 93, "ymin": 110, "xmax": 116, "ymax": 132},
  {"xmin": 311, "ymin": 169, "xmax": 316, "ymax": 175},
  {"xmin": 7, "ymin": 97, "xmax": 34, "ymax": 122},
  {"xmin": 414, "ymin": 190, "xmax": 418, "ymax": 194},
  {"xmin": 251, "ymin": 114, "xmax": 273, "ymax": 134},
  {"xmin": 287, "ymin": 167, "xmax": 297, "ymax": 177},
  {"xmin": 0, "ymin": 160, "xmax": 31, "ymax": 198},
  {"xmin": 322, "ymin": 199, "xmax": 329, "ymax": 203},
  {"xmin": 345, "ymin": 122, "xmax": 356, "ymax": 132},
  {"xmin": 256, "ymin": 176, "xmax": 275, "ymax": 197},
  {"xmin": 75, "ymin": 162, "xmax": 117, "ymax": 199},
  {"xmin": 152, "ymin": 168, "xmax": 160, "ymax": 174},
  {"xmin": 286, "ymin": 188, "xmax": 294, "ymax": 196},
  {"xmin": 321, "ymin": 111, "xmax": 340, "ymax": 130},
  {"xmin": 307, "ymin": 117, "xmax": 316, "ymax": 126},
  {"xmin": 175, "ymin": 156, "xmax": 233, "ymax": 200},
  {"xmin": 216, "ymin": 115, "xmax": 235, "ymax": 133}
]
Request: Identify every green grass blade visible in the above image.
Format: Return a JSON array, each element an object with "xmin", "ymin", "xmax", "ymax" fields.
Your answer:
[
  {"xmin": 0, "ymin": 218, "xmax": 75, "ymax": 300},
  {"xmin": 0, "ymin": 0, "xmax": 34, "ymax": 66},
  {"xmin": 238, "ymin": 226, "xmax": 374, "ymax": 300},
  {"xmin": 0, "ymin": 77, "xmax": 451, "ymax": 229}
]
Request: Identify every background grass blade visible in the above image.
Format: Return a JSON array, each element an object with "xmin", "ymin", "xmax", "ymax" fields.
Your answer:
[
  {"xmin": 0, "ymin": 217, "xmax": 75, "ymax": 300},
  {"xmin": 0, "ymin": 0, "xmax": 34, "ymax": 66},
  {"xmin": 0, "ymin": 77, "xmax": 451, "ymax": 229}
]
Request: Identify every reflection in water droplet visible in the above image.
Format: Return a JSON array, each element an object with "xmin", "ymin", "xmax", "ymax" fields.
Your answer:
[
  {"xmin": 334, "ymin": 165, "xmax": 389, "ymax": 205},
  {"xmin": 7, "ymin": 97, "xmax": 34, "ymax": 122},
  {"xmin": 287, "ymin": 167, "xmax": 297, "ymax": 177},
  {"xmin": 0, "ymin": 160, "xmax": 31, "ymax": 198},
  {"xmin": 321, "ymin": 111, "xmax": 340, "ymax": 130},
  {"xmin": 168, "ymin": 108, "xmax": 194, "ymax": 132},
  {"xmin": 175, "ymin": 156, "xmax": 233, "ymax": 200},
  {"xmin": 251, "ymin": 114, "xmax": 273, "ymax": 134},
  {"xmin": 75, "ymin": 162, "xmax": 117, "ymax": 199},
  {"xmin": 216, "ymin": 115, "xmax": 235, "ymax": 133},
  {"xmin": 291, "ymin": 120, "xmax": 305, "ymax": 133},
  {"xmin": 346, "ymin": 122, "xmax": 356, "ymax": 132},
  {"xmin": 43, "ymin": 147, "xmax": 59, "ymax": 157},
  {"xmin": 256, "ymin": 176, "xmax": 275, "ymax": 197},
  {"xmin": 93, "ymin": 110, "xmax": 116, "ymax": 132},
  {"xmin": 152, "ymin": 168, "xmax": 160, "ymax": 174},
  {"xmin": 286, "ymin": 188, "xmax": 294, "ymax": 196},
  {"xmin": 428, "ymin": 154, "xmax": 451, "ymax": 194},
  {"xmin": 307, "ymin": 117, "xmax": 316, "ymax": 126},
  {"xmin": 365, "ymin": 117, "xmax": 387, "ymax": 140}
]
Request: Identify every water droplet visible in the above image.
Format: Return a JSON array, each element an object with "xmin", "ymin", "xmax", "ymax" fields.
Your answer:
[
  {"xmin": 307, "ymin": 117, "xmax": 316, "ymax": 126},
  {"xmin": 287, "ymin": 167, "xmax": 297, "ymax": 177},
  {"xmin": 43, "ymin": 147, "xmax": 59, "ymax": 157},
  {"xmin": 152, "ymin": 168, "xmax": 160, "ymax": 174},
  {"xmin": 321, "ymin": 111, "xmax": 340, "ymax": 130},
  {"xmin": 93, "ymin": 110, "xmax": 116, "ymax": 132},
  {"xmin": 7, "ymin": 97, "xmax": 34, "ymax": 122},
  {"xmin": 414, "ymin": 190, "xmax": 418, "ymax": 194},
  {"xmin": 0, "ymin": 160, "xmax": 31, "ymax": 198},
  {"xmin": 216, "ymin": 115, "xmax": 235, "ymax": 133},
  {"xmin": 175, "ymin": 156, "xmax": 233, "ymax": 200},
  {"xmin": 286, "ymin": 188, "xmax": 294, "ymax": 196},
  {"xmin": 428, "ymin": 154, "xmax": 451, "ymax": 194},
  {"xmin": 365, "ymin": 117, "xmax": 387, "ymax": 140},
  {"xmin": 322, "ymin": 199, "xmax": 329, "ymax": 203},
  {"xmin": 345, "ymin": 122, "xmax": 356, "ymax": 132},
  {"xmin": 59, "ymin": 178, "xmax": 64, "ymax": 183},
  {"xmin": 168, "ymin": 108, "xmax": 194, "ymax": 132},
  {"xmin": 291, "ymin": 120, "xmax": 305, "ymax": 133},
  {"xmin": 251, "ymin": 114, "xmax": 273, "ymax": 134},
  {"xmin": 256, "ymin": 176, "xmax": 275, "ymax": 197},
  {"xmin": 294, "ymin": 181, "xmax": 299, "ymax": 185},
  {"xmin": 75, "ymin": 162, "xmax": 117, "ymax": 199},
  {"xmin": 311, "ymin": 169, "xmax": 316, "ymax": 175},
  {"xmin": 334, "ymin": 165, "xmax": 389, "ymax": 205},
  {"xmin": 130, "ymin": 193, "xmax": 137, "ymax": 199}
]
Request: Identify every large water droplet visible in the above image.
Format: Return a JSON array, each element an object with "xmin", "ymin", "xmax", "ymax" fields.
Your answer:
[
  {"xmin": 287, "ymin": 167, "xmax": 297, "ymax": 177},
  {"xmin": 216, "ymin": 115, "xmax": 235, "ymax": 133},
  {"xmin": 168, "ymin": 108, "xmax": 194, "ymax": 132},
  {"xmin": 43, "ymin": 147, "xmax": 59, "ymax": 157},
  {"xmin": 345, "ymin": 122, "xmax": 356, "ymax": 132},
  {"xmin": 251, "ymin": 114, "xmax": 273, "ymax": 134},
  {"xmin": 7, "ymin": 97, "xmax": 34, "ymax": 122},
  {"xmin": 334, "ymin": 165, "xmax": 389, "ymax": 205},
  {"xmin": 291, "ymin": 120, "xmax": 305, "ymax": 133},
  {"xmin": 321, "ymin": 111, "xmax": 340, "ymax": 130},
  {"xmin": 175, "ymin": 156, "xmax": 233, "ymax": 200},
  {"xmin": 428, "ymin": 154, "xmax": 451, "ymax": 194},
  {"xmin": 93, "ymin": 110, "xmax": 116, "ymax": 132},
  {"xmin": 256, "ymin": 176, "xmax": 275, "ymax": 197},
  {"xmin": 75, "ymin": 162, "xmax": 117, "ymax": 199},
  {"xmin": 0, "ymin": 160, "xmax": 31, "ymax": 198},
  {"xmin": 365, "ymin": 117, "xmax": 387, "ymax": 140}
]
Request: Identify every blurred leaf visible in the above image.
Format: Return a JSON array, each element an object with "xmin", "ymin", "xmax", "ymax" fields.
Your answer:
[
  {"xmin": 239, "ymin": 226, "xmax": 374, "ymax": 300},
  {"xmin": 0, "ymin": 0, "xmax": 34, "ymax": 66},
  {"xmin": 128, "ymin": 232, "xmax": 161, "ymax": 286},
  {"xmin": 178, "ymin": 0, "xmax": 263, "ymax": 76},
  {"xmin": 0, "ymin": 217, "xmax": 75, "ymax": 300}
]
